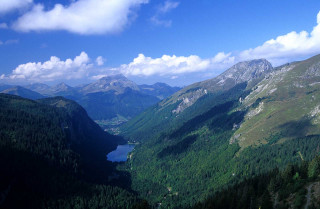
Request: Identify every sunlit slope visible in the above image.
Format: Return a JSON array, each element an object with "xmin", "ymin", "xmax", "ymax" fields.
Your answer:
[
  {"xmin": 121, "ymin": 59, "xmax": 273, "ymax": 141},
  {"xmin": 121, "ymin": 55, "xmax": 320, "ymax": 208},
  {"xmin": 231, "ymin": 54, "xmax": 320, "ymax": 148}
]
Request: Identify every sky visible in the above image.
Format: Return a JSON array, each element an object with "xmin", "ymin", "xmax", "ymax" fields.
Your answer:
[{"xmin": 1, "ymin": 0, "xmax": 320, "ymax": 87}]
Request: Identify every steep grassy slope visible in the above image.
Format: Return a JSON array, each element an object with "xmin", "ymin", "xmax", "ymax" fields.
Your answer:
[
  {"xmin": 120, "ymin": 55, "xmax": 320, "ymax": 208},
  {"xmin": 231, "ymin": 54, "xmax": 320, "ymax": 148},
  {"xmin": 121, "ymin": 59, "xmax": 272, "ymax": 141}
]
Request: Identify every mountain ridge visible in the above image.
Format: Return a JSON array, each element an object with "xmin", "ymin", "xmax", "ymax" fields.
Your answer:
[
  {"xmin": 1, "ymin": 86, "xmax": 45, "ymax": 100},
  {"xmin": 1, "ymin": 74, "xmax": 181, "ymax": 125},
  {"xmin": 120, "ymin": 58, "xmax": 274, "ymax": 141},
  {"xmin": 119, "ymin": 54, "xmax": 320, "ymax": 208},
  {"xmin": 0, "ymin": 93, "xmax": 142, "ymax": 209}
]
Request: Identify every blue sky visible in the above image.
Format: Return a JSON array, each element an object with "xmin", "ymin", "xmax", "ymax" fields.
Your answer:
[{"xmin": 1, "ymin": 0, "xmax": 320, "ymax": 86}]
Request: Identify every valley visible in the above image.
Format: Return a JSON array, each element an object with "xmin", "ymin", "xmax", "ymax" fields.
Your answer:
[
  {"xmin": 1, "ymin": 54, "xmax": 320, "ymax": 209},
  {"xmin": 119, "ymin": 55, "xmax": 320, "ymax": 208},
  {"xmin": 2, "ymin": 2, "xmax": 320, "ymax": 208},
  {"xmin": 0, "ymin": 74, "xmax": 181, "ymax": 129}
]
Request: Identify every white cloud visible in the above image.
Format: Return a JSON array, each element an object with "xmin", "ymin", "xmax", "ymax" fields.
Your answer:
[
  {"xmin": 96, "ymin": 56, "xmax": 105, "ymax": 66},
  {"xmin": 5, "ymin": 52, "xmax": 93, "ymax": 82},
  {"xmin": 0, "ymin": 0, "xmax": 32, "ymax": 14},
  {"xmin": 4, "ymin": 11, "xmax": 320, "ymax": 85},
  {"xmin": 129, "ymin": 10, "xmax": 320, "ymax": 77},
  {"xmin": 238, "ymin": 11, "xmax": 320, "ymax": 65},
  {"xmin": 0, "ymin": 23, "xmax": 8, "ymax": 29},
  {"xmin": 151, "ymin": 0, "xmax": 179, "ymax": 27},
  {"xmin": 110, "ymin": 53, "xmax": 234, "ymax": 77},
  {"xmin": 13, "ymin": 0, "xmax": 148, "ymax": 35},
  {"xmin": 103, "ymin": 11, "xmax": 320, "ymax": 78}
]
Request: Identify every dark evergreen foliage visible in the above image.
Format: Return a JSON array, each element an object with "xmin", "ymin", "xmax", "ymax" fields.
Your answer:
[{"xmin": 0, "ymin": 94, "xmax": 147, "ymax": 209}]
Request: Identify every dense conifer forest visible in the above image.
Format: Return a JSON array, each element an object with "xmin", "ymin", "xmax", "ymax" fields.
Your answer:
[{"xmin": 0, "ymin": 94, "xmax": 148, "ymax": 209}]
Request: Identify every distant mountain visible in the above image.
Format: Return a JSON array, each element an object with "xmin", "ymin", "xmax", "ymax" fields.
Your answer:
[
  {"xmin": 77, "ymin": 88, "xmax": 160, "ymax": 121},
  {"xmin": 25, "ymin": 83, "xmax": 51, "ymax": 95},
  {"xmin": 139, "ymin": 82, "xmax": 181, "ymax": 100},
  {"xmin": 1, "ymin": 86, "xmax": 45, "ymax": 100},
  {"xmin": 75, "ymin": 75, "xmax": 179, "ymax": 126},
  {"xmin": 80, "ymin": 74, "xmax": 140, "ymax": 94},
  {"xmin": 49, "ymin": 82, "xmax": 81, "ymax": 100},
  {"xmin": 0, "ymin": 84, "xmax": 13, "ymax": 91},
  {"xmin": 1, "ymin": 75, "xmax": 180, "ymax": 127},
  {"xmin": 25, "ymin": 82, "xmax": 80, "ymax": 98},
  {"xmin": 119, "ymin": 55, "xmax": 320, "ymax": 208},
  {"xmin": 14, "ymin": 74, "xmax": 179, "ymax": 127},
  {"xmin": 51, "ymin": 82, "xmax": 74, "ymax": 93}
]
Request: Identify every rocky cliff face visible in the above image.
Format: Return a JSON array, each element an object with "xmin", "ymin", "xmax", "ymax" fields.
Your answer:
[
  {"xmin": 167, "ymin": 59, "xmax": 274, "ymax": 114},
  {"xmin": 229, "ymin": 54, "xmax": 320, "ymax": 148},
  {"xmin": 213, "ymin": 59, "xmax": 273, "ymax": 86}
]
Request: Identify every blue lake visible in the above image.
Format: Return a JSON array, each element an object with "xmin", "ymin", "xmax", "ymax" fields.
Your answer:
[{"xmin": 107, "ymin": 144, "xmax": 135, "ymax": 162}]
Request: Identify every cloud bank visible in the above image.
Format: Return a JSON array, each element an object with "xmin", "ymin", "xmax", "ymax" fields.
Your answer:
[
  {"xmin": 118, "ymin": 10, "xmax": 320, "ymax": 77},
  {"xmin": 238, "ymin": 11, "xmax": 320, "ymax": 65},
  {"xmin": 3, "ymin": 52, "xmax": 92, "ymax": 82},
  {"xmin": 3, "ymin": 11, "xmax": 320, "ymax": 84},
  {"xmin": 13, "ymin": 0, "xmax": 148, "ymax": 35},
  {"xmin": 0, "ymin": 0, "xmax": 32, "ymax": 14},
  {"xmin": 114, "ymin": 53, "xmax": 234, "ymax": 77}
]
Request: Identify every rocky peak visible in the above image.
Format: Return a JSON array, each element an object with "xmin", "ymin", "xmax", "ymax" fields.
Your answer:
[
  {"xmin": 99, "ymin": 74, "xmax": 128, "ymax": 82},
  {"xmin": 304, "ymin": 55, "xmax": 320, "ymax": 78},
  {"xmin": 81, "ymin": 74, "xmax": 139, "ymax": 94},
  {"xmin": 167, "ymin": 59, "xmax": 274, "ymax": 114},
  {"xmin": 52, "ymin": 82, "xmax": 73, "ymax": 92},
  {"xmin": 26, "ymin": 83, "xmax": 50, "ymax": 90},
  {"xmin": 152, "ymin": 82, "xmax": 170, "ymax": 88},
  {"xmin": 217, "ymin": 59, "xmax": 273, "ymax": 85},
  {"xmin": 25, "ymin": 83, "xmax": 51, "ymax": 94}
]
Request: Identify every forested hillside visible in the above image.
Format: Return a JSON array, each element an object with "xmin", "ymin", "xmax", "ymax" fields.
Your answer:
[
  {"xmin": 0, "ymin": 94, "xmax": 147, "ymax": 209},
  {"xmin": 191, "ymin": 155, "xmax": 320, "ymax": 209},
  {"xmin": 120, "ymin": 55, "xmax": 320, "ymax": 208},
  {"xmin": 120, "ymin": 59, "xmax": 273, "ymax": 141}
]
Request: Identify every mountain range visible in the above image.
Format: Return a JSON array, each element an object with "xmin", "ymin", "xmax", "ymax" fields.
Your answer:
[
  {"xmin": 120, "ymin": 55, "xmax": 320, "ymax": 208},
  {"xmin": 2, "ymin": 54, "xmax": 320, "ymax": 209},
  {"xmin": 0, "ymin": 74, "xmax": 181, "ymax": 128}
]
